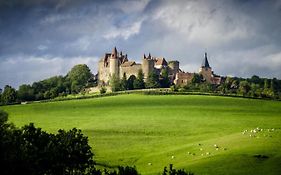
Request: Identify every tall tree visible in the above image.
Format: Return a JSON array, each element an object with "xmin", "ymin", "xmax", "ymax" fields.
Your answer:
[
  {"xmin": 120, "ymin": 73, "xmax": 128, "ymax": 91},
  {"xmin": 1, "ymin": 85, "xmax": 17, "ymax": 104},
  {"xmin": 17, "ymin": 84, "xmax": 35, "ymax": 101},
  {"xmin": 145, "ymin": 70, "xmax": 160, "ymax": 88},
  {"xmin": 67, "ymin": 64, "xmax": 92, "ymax": 94},
  {"xmin": 110, "ymin": 73, "xmax": 121, "ymax": 92},
  {"xmin": 133, "ymin": 69, "xmax": 145, "ymax": 89},
  {"xmin": 160, "ymin": 69, "xmax": 170, "ymax": 88}
]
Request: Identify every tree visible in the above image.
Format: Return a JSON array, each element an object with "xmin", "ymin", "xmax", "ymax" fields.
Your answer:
[
  {"xmin": 17, "ymin": 84, "xmax": 35, "ymax": 101},
  {"xmin": 0, "ymin": 110, "xmax": 95, "ymax": 175},
  {"xmin": 127, "ymin": 75, "xmax": 136, "ymax": 90},
  {"xmin": 133, "ymin": 69, "xmax": 145, "ymax": 89},
  {"xmin": 145, "ymin": 70, "xmax": 160, "ymax": 88},
  {"xmin": 1, "ymin": 85, "xmax": 17, "ymax": 105},
  {"xmin": 67, "ymin": 64, "xmax": 92, "ymax": 93},
  {"xmin": 162, "ymin": 164, "xmax": 193, "ymax": 175},
  {"xmin": 191, "ymin": 73, "xmax": 202, "ymax": 84},
  {"xmin": 160, "ymin": 69, "xmax": 170, "ymax": 88},
  {"xmin": 99, "ymin": 86, "xmax": 107, "ymax": 94},
  {"xmin": 238, "ymin": 81, "xmax": 251, "ymax": 96},
  {"xmin": 110, "ymin": 73, "xmax": 121, "ymax": 92},
  {"xmin": 120, "ymin": 73, "xmax": 128, "ymax": 91}
]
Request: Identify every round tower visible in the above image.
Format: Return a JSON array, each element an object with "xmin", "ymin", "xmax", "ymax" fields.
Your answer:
[
  {"xmin": 142, "ymin": 58, "xmax": 154, "ymax": 81},
  {"xmin": 110, "ymin": 47, "xmax": 119, "ymax": 77}
]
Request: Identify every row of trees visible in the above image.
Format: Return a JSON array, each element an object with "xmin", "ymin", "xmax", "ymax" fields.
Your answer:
[
  {"xmin": 177, "ymin": 74, "xmax": 281, "ymax": 100},
  {"xmin": 0, "ymin": 64, "xmax": 95, "ymax": 105},
  {"xmin": 0, "ymin": 110, "xmax": 192, "ymax": 175},
  {"xmin": 109, "ymin": 69, "xmax": 170, "ymax": 92}
]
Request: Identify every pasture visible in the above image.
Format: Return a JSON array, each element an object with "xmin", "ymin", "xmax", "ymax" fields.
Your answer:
[{"xmin": 2, "ymin": 94, "xmax": 281, "ymax": 175}]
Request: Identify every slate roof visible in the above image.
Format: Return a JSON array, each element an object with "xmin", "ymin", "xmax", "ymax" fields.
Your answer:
[{"xmin": 202, "ymin": 52, "xmax": 210, "ymax": 68}]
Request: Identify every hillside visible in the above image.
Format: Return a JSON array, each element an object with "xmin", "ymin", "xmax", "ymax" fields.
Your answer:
[{"xmin": 2, "ymin": 94, "xmax": 281, "ymax": 175}]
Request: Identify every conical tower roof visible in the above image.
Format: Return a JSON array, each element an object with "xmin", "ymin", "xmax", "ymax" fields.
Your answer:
[
  {"xmin": 202, "ymin": 52, "xmax": 210, "ymax": 68},
  {"xmin": 111, "ymin": 47, "xmax": 118, "ymax": 59}
]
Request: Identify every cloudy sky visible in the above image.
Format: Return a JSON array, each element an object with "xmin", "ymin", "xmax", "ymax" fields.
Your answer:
[{"xmin": 1, "ymin": 0, "xmax": 281, "ymax": 89}]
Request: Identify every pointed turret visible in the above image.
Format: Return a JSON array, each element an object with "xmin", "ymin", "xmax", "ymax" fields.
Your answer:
[
  {"xmin": 148, "ymin": 53, "xmax": 151, "ymax": 59},
  {"xmin": 111, "ymin": 47, "xmax": 118, "ymax": 59},
  {"xmin": 202, "ymin": 52, "xmax": 210, "ymax": 68},
  {"xmin": 143, "ymin": 54, "xmax": 146, "ymax": 59}
]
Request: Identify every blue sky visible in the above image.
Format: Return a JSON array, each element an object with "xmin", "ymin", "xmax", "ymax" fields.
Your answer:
[{"xmin": 1, "ymin": 0, "xmax": 281, "ymax": 89}]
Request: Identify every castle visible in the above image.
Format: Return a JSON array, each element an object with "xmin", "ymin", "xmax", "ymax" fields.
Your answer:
[{"xmin": 98, "ymin": 47, "xmax": 222, "ymax": 86}]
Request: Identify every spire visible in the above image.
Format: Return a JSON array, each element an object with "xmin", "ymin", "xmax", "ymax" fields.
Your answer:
[
  {"xmin": 202, "ymin": 52, "xmax": 210, "ymax": 68},
  {"xmin": 148, "ymin": 53, "xmax": 151, "ymax": 59},
  {"xmin": 111, "ymin": 47, "xmax": 117, "ymax": 59},
  {"xmin": 143, "ymin": 54, "xmax": 146, "ymax": 59}
]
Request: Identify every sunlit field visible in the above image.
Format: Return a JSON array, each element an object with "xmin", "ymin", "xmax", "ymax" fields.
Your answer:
[{"xmin": 2, "ymin": 94, "xmax": 281, "ymax": 175}]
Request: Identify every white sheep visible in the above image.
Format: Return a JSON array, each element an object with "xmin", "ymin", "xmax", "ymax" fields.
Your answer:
[
  {"xmin": 171, "ymin": 156, "xmax": 175, "ymax": 159},
  {"xmin": 148, "ymin": 163, "xmax": 152, "ymax": 166}
]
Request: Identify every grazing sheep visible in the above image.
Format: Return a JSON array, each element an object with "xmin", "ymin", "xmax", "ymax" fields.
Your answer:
[
  {"xmin": 206, "ymin": 152, "xmax": 210, "ymax": 155},
  {"xmin": 216, "ymin": 148, "xmax": 219, "ymax": 151},
  {"xmin": 200, "ymin": 148, "xmax": 203, "ymax": 151},
  {"xmin": 171, "ymin": 156, "xmax": 175, "ymax": 159},
  {"xmin": 148, "ymin": 163, "xmax": 152, "ymax": 166},
  {"xmin": 201, "ymin": 154, "xmax": 204, "ymax": 156}
]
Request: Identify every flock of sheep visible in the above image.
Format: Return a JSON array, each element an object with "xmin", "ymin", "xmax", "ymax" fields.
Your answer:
[
  {"xmin": 147, "ymin": 127, "xmax": 279, "ymax": 166},
  {"xmin": 242, "ymin": 127, "xmax": 277, "ymax": 138}
]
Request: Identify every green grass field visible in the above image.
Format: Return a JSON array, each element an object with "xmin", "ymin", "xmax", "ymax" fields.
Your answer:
[{"xmin": 1, "ymin": 94, "xmax": 281, "ymax": 175}]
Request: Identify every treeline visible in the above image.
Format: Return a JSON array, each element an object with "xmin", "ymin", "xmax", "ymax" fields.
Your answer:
[
  {"xmin": 0, "ymin": 110, "xmax": 192, "ymax": 175},
  {"xmin": 108, "ymin": 69, "xmax": 170, "ymax": 93},
  {"xmin": 0, "ymin": 64, "xmax": 96, "ymax": 105},
  {"xmin": 174, "ymin": 74, "xmax": 281, "ymax": 100}
]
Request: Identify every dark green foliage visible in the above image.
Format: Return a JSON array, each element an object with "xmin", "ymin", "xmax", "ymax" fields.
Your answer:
[
  {"xmin": 0, "ymin": 110, "xmax": 95, "ymax": 175},
  {"xmin": 1, "ymin": 85, "xmax": 17, "ymax": 104},
  {"xmin": 160, "ymin": 69, "xmax": 170, "ymax": 88},
  {"xmin": 104, "ymin": 166, "xmax": 139, "ymax": 175},
  {"xmin": 127, "ymin": 75, "xmax": 137, "ymax": 90},
  {"xmin": 17, "ymin": 84, "xmax": 36, "ymax": 101},
  {"xmin": 146, "ymin": 70, "xmax": 160, "ymax": 88},
  {"xmin": 67, "ymin": 64, "xmax": 92, "ymax": 94},
  {"xmin": 110, "ymin": 73, "xmax": 121, "ymax": 92},
  {"xmin": 238, "ymin": 81, "xmax": 251, "ymax": 96},
  {"xmin": 191, "ymin": 73, "xmax": 202, "ymax": 84},
  {"xmin": 162, "ymin": 164, "xmax": 193, "ymax": 175},
  {"xmin": 100, "ymin": 86, "xmax": 107, "ymax": 94},
  {"xmin": 120, "ymin": 73, "xmax": 128, "ymax": 90},
  {"xmin": 133, "ymin": 69, "xmax": 145, "ymax": 89}
]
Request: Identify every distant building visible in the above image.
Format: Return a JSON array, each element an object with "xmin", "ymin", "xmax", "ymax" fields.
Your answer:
[{"xmin": 98, "ymin": 47, "xmax": 222, "ymax": 86}]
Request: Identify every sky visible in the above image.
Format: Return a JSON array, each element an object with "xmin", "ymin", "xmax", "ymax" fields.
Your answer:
[{"xmin": 0, "ymin": 0, "xmax": 281, "ymax": 89}]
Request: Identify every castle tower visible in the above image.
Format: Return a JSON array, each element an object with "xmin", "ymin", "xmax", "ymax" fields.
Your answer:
[
  {"xmin": 199, "ymin": 52, "xmax": 212, "ymax": 83},
  {"xmin": 142, "ymin": 55, "xmax": 154, "ymax": 81},
  {"xmin": 109, "ymin": 47, "xmax": 119, "ymax": 77}
]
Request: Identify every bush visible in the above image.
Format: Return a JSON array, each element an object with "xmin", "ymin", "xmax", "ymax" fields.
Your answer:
[
  {"xmin": 162, "ymin": 164, "xmax": 194, "ymax": 175},
  {"xmin": 100, "ymin": 86, "xmax": 107, "ymax": 94}
]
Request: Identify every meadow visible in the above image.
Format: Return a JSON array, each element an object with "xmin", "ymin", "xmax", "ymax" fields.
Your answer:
[{"xmin": 1, "ymin": 94, "xmax": 281, "ymax": 175}]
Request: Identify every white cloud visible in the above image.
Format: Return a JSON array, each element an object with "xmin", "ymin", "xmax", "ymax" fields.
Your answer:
[
  {"xmin": 103, "ymin": 19, "xmax": 144, "ymax": 40},
  {"xmin": 152, "ymin": 0, "xmax": 256, "ymax": 47}
]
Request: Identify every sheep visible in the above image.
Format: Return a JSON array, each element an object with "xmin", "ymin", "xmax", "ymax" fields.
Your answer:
[
  {"xmin": 148, "ymin": 163, "xmax": 152, "ymax": 166},
  {"xmin": 206, "ymin": 152, "xmax": 210, "ymax": 155},
  {"xmin": 200, "ymin": 148, "xmax": 203, "ymax": 151},
  {"xmin": 171, "ymin": 156, "xmax": 175, "ymax": 159},
  {"xmin": 216, "ymin": 148, "xmax": 219, "ymax": 151}
]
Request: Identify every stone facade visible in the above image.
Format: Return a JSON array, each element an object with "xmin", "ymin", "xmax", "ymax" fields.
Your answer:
[{"xmin": 98, "ymin": 47, "xmax": 222, "ymax": 86}]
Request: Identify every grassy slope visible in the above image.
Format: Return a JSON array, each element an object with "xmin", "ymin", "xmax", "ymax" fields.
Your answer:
[{"xmin": 1, "ymin": 94, "xmax": 281, "ymax": 175}]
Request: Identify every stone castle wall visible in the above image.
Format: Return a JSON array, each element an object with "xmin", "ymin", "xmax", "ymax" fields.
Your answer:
[{"xmin": 120, "ymin": 64, "xmax": 142, "ymax": 79}]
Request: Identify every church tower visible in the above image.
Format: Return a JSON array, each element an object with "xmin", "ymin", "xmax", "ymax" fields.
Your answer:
[{"xmin": 199, "ymin": 52, "xmax": 213, "ymax": 83}]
